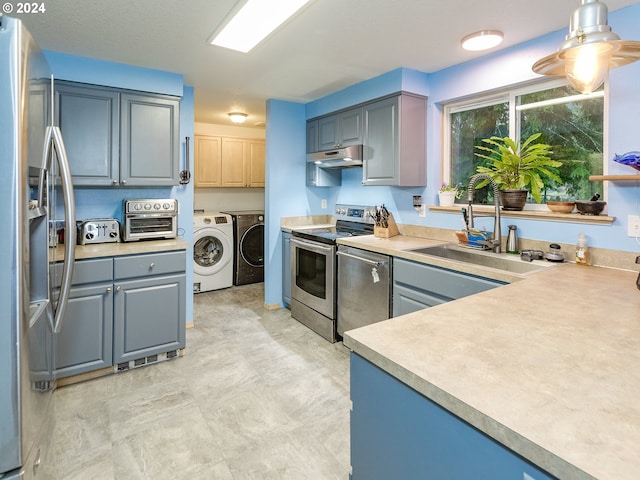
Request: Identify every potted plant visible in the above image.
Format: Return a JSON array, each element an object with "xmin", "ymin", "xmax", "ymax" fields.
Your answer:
[
  {"xmin": 438, "ymin": 183, "xmax": 462, "ymax": 206},
  {"xmin": 474, "ymin": 133, "xmax": 562, "ymax": 210}
]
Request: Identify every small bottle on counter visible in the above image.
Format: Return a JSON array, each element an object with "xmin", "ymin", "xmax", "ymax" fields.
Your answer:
[{"xmin": 575, "ymin": 232, "xmax": 590, "ymax": 265}]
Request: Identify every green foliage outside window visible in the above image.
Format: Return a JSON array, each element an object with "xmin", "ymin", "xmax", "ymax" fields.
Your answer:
[{"xmin": 448, "ymin": 82, "xmax": 603, "ymax": 205}]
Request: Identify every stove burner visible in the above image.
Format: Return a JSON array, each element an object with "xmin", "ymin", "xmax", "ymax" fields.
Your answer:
[{"xmin": 291, "ymin": 211, "xmax": 375, "ymax": 245}]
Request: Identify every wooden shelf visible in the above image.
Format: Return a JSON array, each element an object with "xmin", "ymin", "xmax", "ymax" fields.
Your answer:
[
  {"xmin": 429, "ymin": 205, "xmax": 615, "ymax": 224},
  {"xmin": 589, "ymin": 174, "xmax": 640, "ymax": 181}
]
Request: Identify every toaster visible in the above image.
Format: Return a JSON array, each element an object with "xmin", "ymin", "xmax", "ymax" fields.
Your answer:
[{"xmin": 77, "ymin": 218, "xmax": 121, "ymax": 245}]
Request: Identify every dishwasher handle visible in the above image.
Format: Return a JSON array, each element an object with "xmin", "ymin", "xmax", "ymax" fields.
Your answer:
[{"xmin": 337, "ymin": 250, "xmax": 387, "ymax": 267}]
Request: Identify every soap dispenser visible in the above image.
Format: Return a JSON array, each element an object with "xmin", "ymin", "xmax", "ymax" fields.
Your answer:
[
  {"xmin": 506, "ymin": 225, "xmax": 519, "ymax": 254},
  {"xmin": 575, "ymin": 232, "xmax": 590, "ymax": 265}
]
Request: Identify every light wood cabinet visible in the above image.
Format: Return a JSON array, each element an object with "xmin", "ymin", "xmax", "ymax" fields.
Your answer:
[
  {"xmin": 195, "ymin": 135, "xmax": 265, "ymax": 187},
  {"xmin": 194, "ymin": 135, "xmax": 222, "ymax": 187},
  {"xmin": 247, "ymin": 139, "xmax": 265, "ymax": 187}
]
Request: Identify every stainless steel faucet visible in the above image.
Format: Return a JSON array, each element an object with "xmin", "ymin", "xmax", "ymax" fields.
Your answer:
[{"xmin": 466, "ymin": 173, "xmax": 502, "ymax": 253}]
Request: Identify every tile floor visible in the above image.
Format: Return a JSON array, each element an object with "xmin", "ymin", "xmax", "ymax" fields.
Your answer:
[{"xmin": 50, "ymin": 283, "xmax": 351, "ymax": 479}]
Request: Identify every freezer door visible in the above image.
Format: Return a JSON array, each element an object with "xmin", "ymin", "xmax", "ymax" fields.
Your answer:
[
  {"xmin": 0, "ymin": 16, "xmax": 55, "ymax": 478},
  {"xmin": 337, "ymin": 245, "xmax": 391, "ymax": 337}
]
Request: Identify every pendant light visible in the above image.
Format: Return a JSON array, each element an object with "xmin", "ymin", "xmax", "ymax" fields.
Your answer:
[{"xmin": 532, "ymin": 0, "xmax": 640, "ymax": 93}]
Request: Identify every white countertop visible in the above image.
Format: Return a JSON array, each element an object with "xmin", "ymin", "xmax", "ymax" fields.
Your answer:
[{"xmin": 340, "ymin": 234, "xmax": 640, "ymax": 480}]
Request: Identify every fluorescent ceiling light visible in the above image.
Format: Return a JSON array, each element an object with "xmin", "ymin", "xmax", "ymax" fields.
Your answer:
[
  {"xmin": 209, "ymin": 0, "xmax": 312, "ymax": 53},
  {"xmin": 461, "ymin": 30, "xmax": 504, "ymax": 51}
]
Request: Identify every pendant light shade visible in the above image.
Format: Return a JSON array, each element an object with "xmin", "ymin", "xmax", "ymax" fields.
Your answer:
[{"xmin": 532, "ymin": 0, "xmax": 640, "ymax": 93}]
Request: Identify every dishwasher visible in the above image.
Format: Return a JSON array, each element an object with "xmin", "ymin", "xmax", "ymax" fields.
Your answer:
[{"xmin": 336, "ymin": 244, "xmax": 392, "ymax": 337}]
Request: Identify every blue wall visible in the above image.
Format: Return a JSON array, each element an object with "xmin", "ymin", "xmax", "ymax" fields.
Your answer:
[
  {"xmin": 264, "ymin": 99, "xmax": 306, "ymax": 306},
  {"xmin": 45, "ymin": 52, "xmax": 195, "ymax": 324},
  {"xmin": 265, "ymin": 3, "xmax": 640, "ymax": 306}
]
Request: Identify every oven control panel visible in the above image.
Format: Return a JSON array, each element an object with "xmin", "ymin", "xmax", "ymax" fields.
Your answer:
[
  {"xmin": 125, "ymin": 198, "xmax": 178, "ymax": 214},
  {"xmin": 334, "ymin": 204, "xmax": 376, "ymax": 224}
]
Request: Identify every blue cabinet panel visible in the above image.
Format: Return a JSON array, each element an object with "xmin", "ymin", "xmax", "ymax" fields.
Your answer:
[
  {"xmin": 54, "ymin": 283, "xmax": 113, "ymax": 378},
  {"xmin": 113, "ymin": 273, "xmax": 186, "ymax": 364},
  {"xmin": 350, "ymin": 353, "xmax": 556, "ymax": 480}
]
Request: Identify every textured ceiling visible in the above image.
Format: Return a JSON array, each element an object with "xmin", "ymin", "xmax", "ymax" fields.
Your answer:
[{"xmin": 13, "ymin": 0, "xmax": 640, "ymax": 127}]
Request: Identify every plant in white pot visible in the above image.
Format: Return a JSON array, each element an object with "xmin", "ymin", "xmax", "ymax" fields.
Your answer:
[
  {"xmin": 474, "ymin": 133, "xmax": 562, "ymax": 210},
  {"xmin": 438, "ymin": 183, "xmax": 462, "ymax": 206}
]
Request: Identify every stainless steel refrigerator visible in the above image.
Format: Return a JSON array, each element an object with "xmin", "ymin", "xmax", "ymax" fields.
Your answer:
[{"xmin": 0, "ymin": 16, "xmax": 76, "ymax": 480}]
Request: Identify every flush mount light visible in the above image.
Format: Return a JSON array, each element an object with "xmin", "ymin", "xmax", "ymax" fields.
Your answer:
[
  {"xmin": 461, "ymin": 30, "xmax": 504, "ymax": 51},
  {"xmin": 228, "ymin": 112, "xmax": 248, "ymax": 123},
  {"xmin": 208, "ymin": 0, "xmax": 313, "ymax": 53},
  {"xmin": 533, "ymin": 0, "xmax": 640, "ymax": 94}
]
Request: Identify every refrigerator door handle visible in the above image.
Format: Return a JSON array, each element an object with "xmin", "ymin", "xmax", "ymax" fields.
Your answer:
[{"xmin": 43, "ymin": 123, "xmax": 76, "ymax": 333}]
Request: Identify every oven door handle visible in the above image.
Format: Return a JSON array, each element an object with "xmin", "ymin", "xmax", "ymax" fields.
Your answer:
[
  {"xmin": 291, "ymin": 237, "xmax": 334, "ymax": 253},
  {"xmin": 337, "ymin": 250, "xmax": 386, "ymax": 267}
]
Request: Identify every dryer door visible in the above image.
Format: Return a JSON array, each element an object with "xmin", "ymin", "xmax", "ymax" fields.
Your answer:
[
  {"xmin": 193, "ymin": 228, "xmax": 233, "ymax": 276},
  {"xmin": 240, "ymin": 223, "xmax": 264, "ymax": 267}
]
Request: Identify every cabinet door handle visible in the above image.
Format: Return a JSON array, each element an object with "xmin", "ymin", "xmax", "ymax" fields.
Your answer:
[
  {"xmin": 121, "ymin": 180, "xmax": 127, "ymax": 185},
  {"xmin": 112, "ymin": 179, "xmax": 118, "ymax": 185},
  {"xmin": 106, "ymin": 287, "xmax": 112, "ymax": 293},
  {"xmin": 149, "ymin": 262, "xmax": 155, "ymax": 269},
  {"xmin": 116, "ymin": 286, "xmax": 121, "ymax": 292}
]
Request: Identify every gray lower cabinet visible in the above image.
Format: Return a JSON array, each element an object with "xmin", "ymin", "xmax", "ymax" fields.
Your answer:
[
  {"xmin": 350, "ymin": 353, "xmax": 556, "ymax": 480},
  {"xmin": 282, "ymin": 231, "xmax": 292, "ymax": 306},
  {"xmin": 55, "ymin": 81, "xmax": 180, "ymax": 187},
  {"xmin": 53, "ymin": 258, "xmax": 114, "ymax": 378},
  {"xmin": 54, "ymin": 251, "xmax": 186, "ymax": 379},
  {"xmin": 362, "ymin": 93, "xmax": 427, "ymax": 187},
  {"xmin": 393, "ymin": 258, "xmax": 504, "ymax": 317},
  {"xmin": 113, "ymin": 251, "xmax": 186, "ymax": 365}
]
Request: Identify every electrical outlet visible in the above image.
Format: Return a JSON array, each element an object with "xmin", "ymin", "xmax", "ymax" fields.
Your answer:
[
  {"xmin": 321, "ymin": 199, "xmax": 327, "ymax": 209},
  {"xmin": 418, "ymin": 205, "xmax": 427, "ymax": 217},
  {"xmin": 627, "ymin": 215, "xmax": 640, "ymax": 237}
]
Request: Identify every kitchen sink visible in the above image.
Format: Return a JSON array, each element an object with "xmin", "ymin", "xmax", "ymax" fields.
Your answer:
[{"xmin": 406, "ymin": 244, "xmax": 554, "ymax": 275}]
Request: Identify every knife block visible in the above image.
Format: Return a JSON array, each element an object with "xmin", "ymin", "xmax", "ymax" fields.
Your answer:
[{"xmin": 374, "ymin": 213, "xmax": 399, "ymax": 238}]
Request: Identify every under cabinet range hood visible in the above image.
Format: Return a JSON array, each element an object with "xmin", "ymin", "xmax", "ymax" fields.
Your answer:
[{"xmin": 306, "ymin": 144, "xmax": 363, "ymax": 168}]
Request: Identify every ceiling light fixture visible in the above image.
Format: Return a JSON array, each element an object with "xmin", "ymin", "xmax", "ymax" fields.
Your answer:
[
  {"xmin": 461, "ymin": 30, "xmax": 504, "ymax": 51},
  {"xmin": 228, "ymin": 112, "xmax": 248, "ymax": 123},
  {"xmin": 208, "ymin": 0, "xmax": 313, "ymax": 53},
  {"xmin": 533, "ymin": 0, "xmax": 640, "ymax": 94}
]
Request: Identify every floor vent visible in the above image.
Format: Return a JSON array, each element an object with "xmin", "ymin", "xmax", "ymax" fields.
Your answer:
[{"xmin": 113, "ymin": 349, "xmax": 183, "ymax": 373}]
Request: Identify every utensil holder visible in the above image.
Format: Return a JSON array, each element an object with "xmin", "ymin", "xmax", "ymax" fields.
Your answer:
[{"xmin": 374, "ymin": 213, "xmax": 399, "ymax": 238}]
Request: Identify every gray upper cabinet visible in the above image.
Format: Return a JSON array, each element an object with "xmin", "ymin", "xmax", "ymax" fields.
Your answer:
[
  {"xmin": 362, "ymin": 93, "xmax": 427, "ymax": 187},
  {"xmin": 55, "ymin": 82, "xmax": 180, "ymax": 187},
  {"xmin": 120, "ymin": 93, "xmax": 180, "ymax": 187},
  {"xmin": 56, "ymin": 83, "xmax": 119, "ymax": 186},
  {"xmin": 313, "ymin": 107, "xmax": 364, "ymax": 151},
  {"xmin": 306, "ymin": 120, "xmax": 318, "ymax": 154}
]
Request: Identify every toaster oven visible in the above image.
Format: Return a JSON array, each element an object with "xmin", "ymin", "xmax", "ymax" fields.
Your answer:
[{"xmin": 123, "ymin": 199, "xmax": 178, "ymax": 242}]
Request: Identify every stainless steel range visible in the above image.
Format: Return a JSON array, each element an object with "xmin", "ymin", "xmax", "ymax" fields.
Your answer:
[{"xmin": 290, "ymin": 204, "xmax": 376, "ymax": 342}]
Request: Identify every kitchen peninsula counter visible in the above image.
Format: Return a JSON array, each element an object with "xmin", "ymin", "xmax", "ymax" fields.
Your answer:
[
  {"xmin": 340, "ymin": 234, "xmax": 640, "ymax": 480},
  {"xmin": 53, "ymin": 238, "xmax": 189, "ymax": 262}
]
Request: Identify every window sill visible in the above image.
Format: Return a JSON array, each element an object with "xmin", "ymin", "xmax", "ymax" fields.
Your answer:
[{"xmin": 429, "ymin": 205, "xmax": 615, "ymax": 225}]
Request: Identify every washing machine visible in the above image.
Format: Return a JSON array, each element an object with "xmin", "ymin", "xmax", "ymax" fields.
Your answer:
[
  {"xmin": 222, "ymin": 211, "xmax": 264, "ymax": 286},
  {"xmin": 193, "ymin": 212, "xmax": 234, "ymax": 293}
]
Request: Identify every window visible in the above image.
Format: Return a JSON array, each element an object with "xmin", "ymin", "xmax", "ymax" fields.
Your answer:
[{"xmin": 443, "ymin": 79, "xmax": 604, "ymax": 206}]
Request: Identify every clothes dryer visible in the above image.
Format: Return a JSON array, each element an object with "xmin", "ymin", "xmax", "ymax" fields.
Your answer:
[
  {"xmin": 222, "ymin": 211, "xmax": 264, "ymax": 285},
  {"xmin": 193, "ymin": 212, "xmax": 234, "ymax": 292}
]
